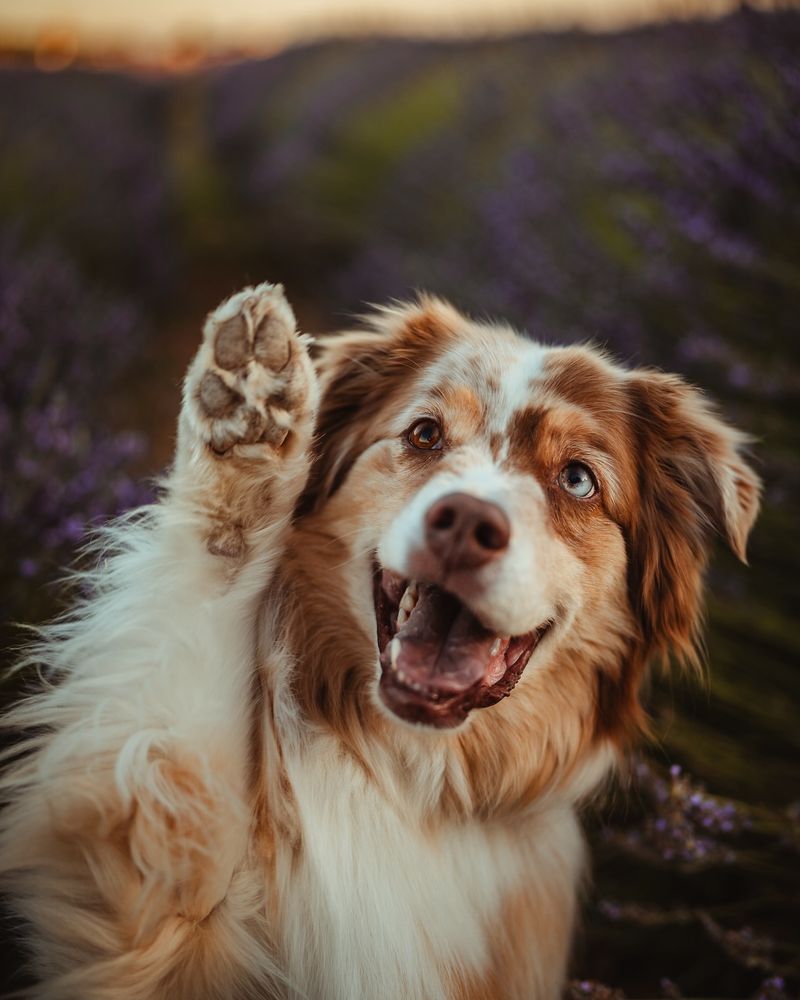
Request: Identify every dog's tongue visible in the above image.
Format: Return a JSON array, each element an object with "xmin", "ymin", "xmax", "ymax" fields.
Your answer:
[{"xmin": 389, "ymin": 583, "xmax": 495, "ymax": 693}]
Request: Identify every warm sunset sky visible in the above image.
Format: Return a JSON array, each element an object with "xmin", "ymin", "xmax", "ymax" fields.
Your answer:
[{"xmin": 0, "ymin": 0, "xmax": 770, "ymax": 54}]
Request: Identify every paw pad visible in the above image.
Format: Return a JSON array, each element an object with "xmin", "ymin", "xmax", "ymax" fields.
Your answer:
[
  {"xmin": 213, "ymin": 315, "xmax": 250, "ymax": 371},
  {"xmin": 198, "ymin": 371, "xmax": 241, "ymax": 418},
  {"xmin": 187, "ymin": 283, "xmax": 311, "ymax": 455},
  {"xmin": 253, "ymin": 312, "xmax": 292, "ymax": 371}
]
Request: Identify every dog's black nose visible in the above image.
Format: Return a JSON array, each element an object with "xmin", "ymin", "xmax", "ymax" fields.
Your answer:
[{"xmin": 424, "ymin": 493, "xmax": 510, "ymax": 571}]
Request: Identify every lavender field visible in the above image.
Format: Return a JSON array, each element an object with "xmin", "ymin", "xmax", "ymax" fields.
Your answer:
[{"xmin": 1, "ymin": 7, "xmax": 799, "ymax": 996}]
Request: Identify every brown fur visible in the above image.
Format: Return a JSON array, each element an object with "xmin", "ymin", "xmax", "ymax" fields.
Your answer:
[
  {"xmin": 0, "ymin": 289, "xmax": 760, "ymax": 1000},
  {"xmin": 288, "ymin": 307, "xmax": 760, "ymax": 815}
]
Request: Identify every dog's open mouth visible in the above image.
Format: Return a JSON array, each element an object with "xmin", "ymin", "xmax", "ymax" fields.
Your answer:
[{"xmin": 374, "ymin": 569, "xmax": 551, "ymax": 728}]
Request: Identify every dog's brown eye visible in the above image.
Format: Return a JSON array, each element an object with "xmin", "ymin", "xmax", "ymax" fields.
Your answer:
[
  {"xmin": 558, "ymin": 463, "xmax": 596, "ymax": 499},
  {"xmin": 407, "ymin": 418, "xmax": 443, "ymax": 451}
]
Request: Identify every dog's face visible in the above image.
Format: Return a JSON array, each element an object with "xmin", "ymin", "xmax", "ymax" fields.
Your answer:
[{"xmin": 295, "ymin": 298, "xmax": 759, "ymax": 803}]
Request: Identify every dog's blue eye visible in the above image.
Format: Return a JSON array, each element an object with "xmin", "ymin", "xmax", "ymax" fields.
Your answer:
[
  {"xmin": 407, "ymin": 418, "xmax": 443, "ymax": 451},
  {"xmin": 558, "ymin": 463, "xmax": 596, "ymax": 499}
]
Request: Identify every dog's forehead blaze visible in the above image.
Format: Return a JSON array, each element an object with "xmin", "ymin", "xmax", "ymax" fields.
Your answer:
[
  {"xmin": 413, "ymin": 333, "xmax": 628, "ymax": 436},
  {"xmin": 405, "ymin": 325, "xmax": 549, "ymax": 436}
]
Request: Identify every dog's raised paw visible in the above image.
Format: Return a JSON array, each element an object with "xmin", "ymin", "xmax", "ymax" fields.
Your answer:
[{"xmin": 185, "ymin": 283, "xmax": 313, "ymax": 455}]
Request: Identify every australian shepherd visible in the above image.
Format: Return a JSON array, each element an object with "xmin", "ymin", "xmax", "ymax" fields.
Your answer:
[{"xmin": 0, "ymin": 284, "xmax": 760, "ymax": 999}]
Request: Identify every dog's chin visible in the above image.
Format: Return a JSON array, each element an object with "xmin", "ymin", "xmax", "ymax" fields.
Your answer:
[{"xmin": 374, "ymin": 567, "xmax": 552, "ymax": 730}]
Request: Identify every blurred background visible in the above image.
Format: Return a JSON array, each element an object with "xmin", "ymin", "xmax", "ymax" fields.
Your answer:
[{"xmin": 0, "ymin": 0, "xmax": 798, "ymax": 996}]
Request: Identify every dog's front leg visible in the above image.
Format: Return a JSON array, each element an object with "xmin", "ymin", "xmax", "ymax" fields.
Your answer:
[
  {"xmin": 142, "ymin": 279, "xmax": 320, "ymax": 891},
  {"xmin": 174, "ymin": 282, "xmax": 319, "ymax": 574},
  {"xmin": 124, "ymin": 281, "xmax": 322, "ymax": 920},
  {"xmin": 0, "ymin": 285, "xmax": 318, "ymax": 998}
]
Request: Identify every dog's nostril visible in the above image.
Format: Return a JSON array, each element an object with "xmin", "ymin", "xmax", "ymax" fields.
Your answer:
[
  {"xmin": 430, "ymin": 506, "xmax": 456, "ymax": 531},
  {"xmin": 475, "ymin": 519, "xmax": 508, "ymax": 551}
]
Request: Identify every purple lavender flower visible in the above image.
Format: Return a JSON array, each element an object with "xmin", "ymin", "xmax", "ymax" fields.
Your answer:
[
  {"xmin": 0, "ymin": 237, "xmax": 152, "ymax": 628},
  {"xmin": 565, "ymin": 981, "xmax": 626, "ymax": 1000},
  {"xmin": 602, "ymin": 758, "xmax": 749, "ymax": 867},
  {"xmin": 755, "ymin": 977, "xmax": 789, "ymax": 1000}
]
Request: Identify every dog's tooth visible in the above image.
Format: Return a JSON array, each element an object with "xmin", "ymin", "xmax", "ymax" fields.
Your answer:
[
  {"xmin": 397, "ymin": 607, "xmax": 408, "ymax": 627},
  {"xmin": 400, "ymin": 588, "xmax": 417, "ymax": 613},
  {"xmin": 390, "ymin": 637, "xmax": 401, "ymax": 668},
  {"xmin": 490, "ymin": 638, "xmax": 502, "ymax": 657}
]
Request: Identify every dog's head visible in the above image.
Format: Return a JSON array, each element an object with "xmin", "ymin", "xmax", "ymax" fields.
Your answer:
[{"xmin": 295, "ymin": 297, "xmax": 759, "ymax": 801}]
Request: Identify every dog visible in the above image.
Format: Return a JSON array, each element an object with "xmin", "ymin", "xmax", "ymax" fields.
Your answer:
[{"xmin": 0, "ymin": 284, "xmax": 760, "ymax": 999}]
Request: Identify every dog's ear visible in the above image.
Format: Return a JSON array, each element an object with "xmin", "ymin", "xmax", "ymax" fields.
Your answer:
[
  {"xmin": 302, "ymin": 327, "xmax": 395, "ymax": 509},
  {"xmin": 297, "ymin": 298, "xmax": 460, "ymax": 514},
  {"xmin": 624, "ymin": 369, "xmax": 761, "ymax": 665}
]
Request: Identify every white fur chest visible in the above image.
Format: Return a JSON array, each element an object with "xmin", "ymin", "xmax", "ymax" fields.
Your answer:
[{"xmin": 274, "ymin": 738, "xmax": 580, "ymax": 1000}]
